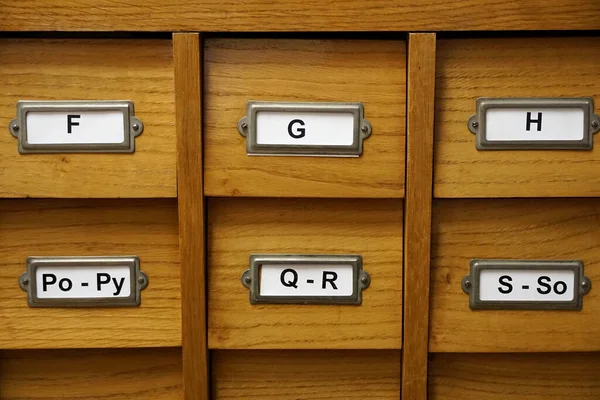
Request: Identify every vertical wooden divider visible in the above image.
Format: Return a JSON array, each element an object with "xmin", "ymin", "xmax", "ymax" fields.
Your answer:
[
  {"xmin": 402, "ymin": 33, "xmax": 436, "ymax": 400},
  {"xmin": 174, "ymin": 33, "xmax": 208, "ymax": 400}
]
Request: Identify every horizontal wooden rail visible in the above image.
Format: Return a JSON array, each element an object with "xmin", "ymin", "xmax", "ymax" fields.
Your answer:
[{"xmin": 1, "ymin": 1, "xmax": 599, "ymax": 32}]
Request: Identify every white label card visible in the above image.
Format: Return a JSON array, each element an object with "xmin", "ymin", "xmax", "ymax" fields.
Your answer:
[
  {"xmin": 256, "ymin": 111, "xmax": 355, "ymax": 146},
  {"xmin": 26, "ymin": 110, "xmax": 125, "ymax": 145},
  {"xmin": 479, "ymin": 269, "xmax": 575, "ymax": 302},
  {"xmin": 485, "ymin": 108, "xmax": 584, "ymax": 142},
  {"xmin": 35, "ymin": 265, "xmax": 131, "ymax": 299},
  {"xmin": 259, "ymin": 263, "xmax": 354, "ymax": 297}
]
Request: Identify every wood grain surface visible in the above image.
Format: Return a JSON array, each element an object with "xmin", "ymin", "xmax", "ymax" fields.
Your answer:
[
  {"xmin": 208, "ymin": 198, "xmax": 403, "ymax": 349},
  {"xmin": 0, "ymin": 39, "xmax": 176, "ymax": 198},
  {"xmin": 212, "ymin": 350, "xmax": 401, "ymax": 399},
  {"xmin": 174, "ymin": 33, "xmax": 209, "ymax": 400},
  {"xmin": 430, "ymin": 353, "xmax": 600, "ymax": 399},
  {"xmin": 434, "ymin": 37, "xmax": 600, "ymax": 198},
  {"xmin": 402, "ymin": 33, "xmax": 436, "ymax": 400},
  {"xmin": 0, "ymin": 199, "xmax": 181, "ymax": 349},
  {"xmin": 430, "ymin": 199, "xmax": 600, "ymax": 352},
  {"xmin": 204, "ymin": 39, "xmax": 406, "ymax": 198},
  {"xmin": 1, "ymin": 1, "xmax": 599, "ymax": 31},
  {"xmin": 0, "ymin": 347, "xmax": 182, "ymax": 399}
]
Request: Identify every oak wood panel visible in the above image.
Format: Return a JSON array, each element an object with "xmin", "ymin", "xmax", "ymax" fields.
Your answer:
[
  {"xmin": 208, "ymin": 198, "xmax": 403, "ymax": 349},
  {"xmin": 402, "ymin": 33, "xmax": 436, "ymax": 400},
  {"xmin": 430, "ymin": 199, "xmax": 600, "ymax": 352},
  {"xmin": 204, "ymin": 39, "xmax": 406, "ymax": 198},
  {"xmin": 434, "ymin": 37, "xmax": 600, "ymax": 198},
  {"xmin": 0, "ymin": 348, "xmax": 182, "ymax": 399},
  {"xmin": 212, "ymin": 350, "xmax": 401, "ymax": 399},
  {"xmin": 174, "ymin": 33, "xmax": 209, "ymax": 400},
  {"xmin": 0, "ymin": 39, "xmax": 176, "ymax": 198},
  {"xmin": 2, "ymin": 1, "xmax": 600, "ymax": 31},
  {"xmin": 0, "ymin": 199, "xmax": 181, "ymax": 349},
  {"xmin": 430, "ymin": 353, "xmax": 600, "ymax": 399}
]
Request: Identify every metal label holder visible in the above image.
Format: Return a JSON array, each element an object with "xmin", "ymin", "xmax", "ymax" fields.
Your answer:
[
  {"xmin": 9, "ymin": 100, "xmax": 143, "ymax": 154},
  {"xmin": 468, "ymin": 98, "xmax": 600, "ymax": 150},
  {"xmin": 241, "ymin": 254, "xmax": 371, "ymax": 305},
  {"xmin": 237, "ymin": 101, "xmax": 372, "ymax": 157},
  {"xmin": 462, "ymin": 259, "xmax": 591, "ymax": 310},
  {"xmin": 19, "ymin": 256, "xmax": 149, "ymax": 307}
]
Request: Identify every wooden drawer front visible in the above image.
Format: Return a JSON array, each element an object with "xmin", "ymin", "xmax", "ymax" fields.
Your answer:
[
  {"xmin": 0, "ymin": 348, "xmax": 182, "ymax": 400},
  {"xmin": 212, "ymin": 350, "xmax": 401, "ymax": 399},
  {"xmin": 208, "ymin": 198, "xmax": 403, "ymax": 349},
  {"xmin": 430, "ymin": 353, "xmax": 600, "ymax": 400},
  {"xmin": 434, "ymin": 37, "xmax": 600, "ymax": 198},
  {"xmin": 204, "ymin": 39, "xmax": 406, "ymax": 198},
  {"xmin": 0, "ymin": 199, "xmax": 180, "ymax": 349},
  {"xmin": 0, "ymin": 39, "xmax": 175, "ymax": 198},
  {"xmin": 430, "ymin": 199, "xmax": 600, "ymax": 352}
]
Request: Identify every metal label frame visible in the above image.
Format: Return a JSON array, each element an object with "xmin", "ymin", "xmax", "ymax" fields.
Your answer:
[
  {"xmin": 241, "ymin": 254, "xmax": 371, "ymax": 305},
  {"xmin": 237, "ymin": 101, "xmax": 372, "ymax": 157},
  {"xmin": 9, "ymin": 100, "xmax": 143, "ymax": 154},
  {"xmin": 462, "ymin": 259, "xmax": 591, "ymax": 310},
  {"xmin": 19, "ymin": 256, "xmax": 149, "ymax": 307},
  {"xmin": 468, "ymin": 98, "xmax": 600, "ymax": 150}
]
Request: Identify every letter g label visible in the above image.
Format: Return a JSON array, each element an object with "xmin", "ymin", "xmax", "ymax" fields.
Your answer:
[{"xmin": 287, "ymin": 119, "xmax": 306, "ymax": 139}]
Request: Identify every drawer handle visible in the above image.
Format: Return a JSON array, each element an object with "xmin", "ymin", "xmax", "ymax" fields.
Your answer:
[
  {"xmin": 462, "ymin": 259, "xmax": 591, "ymax": 310},
  {"xmin": 468, "ymin": 98, "xmax": 600, "ymax": 150},
  {"xmin": 19, "ymin": 256, "xmax": 148, "ymax": 307},
  {"xmin": 237, "ymin": 101, "xmax": 371, "ymax": 157},
  {"xmin": 241, "ymin": 254, "xmax": 370, "ymax": 305},
  {"xmin": 9, "ymin": 100, "xmax": 143, "ymax": 154}
]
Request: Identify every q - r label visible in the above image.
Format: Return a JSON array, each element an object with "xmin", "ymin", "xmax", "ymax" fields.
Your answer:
[{"xmin": 259, "ymin": 263, "xmax": 354, "ymax": 297}]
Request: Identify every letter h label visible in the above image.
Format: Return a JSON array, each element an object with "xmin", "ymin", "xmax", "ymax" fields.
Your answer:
[{"xmin": 526, "ymin": 112, "xmax": 542, "ymax": 132}]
